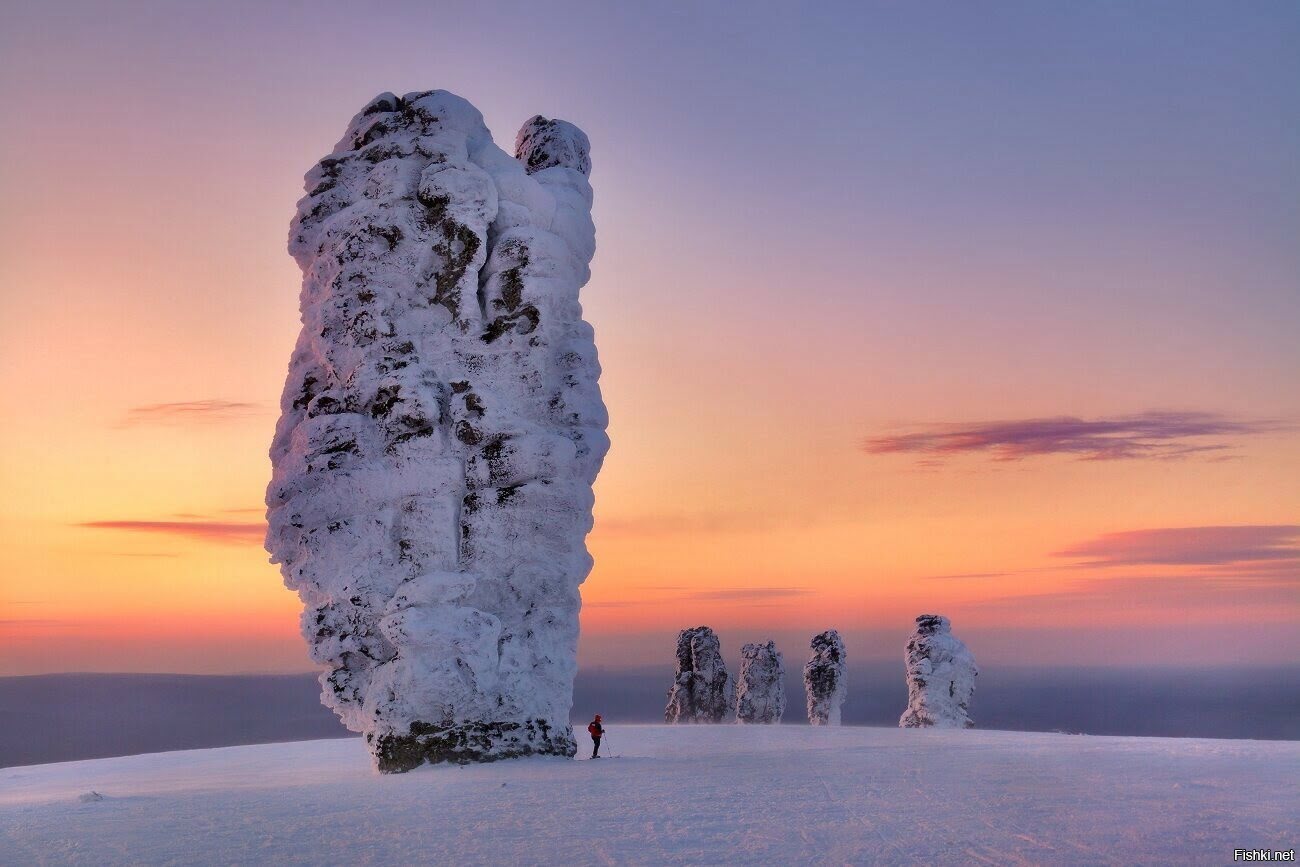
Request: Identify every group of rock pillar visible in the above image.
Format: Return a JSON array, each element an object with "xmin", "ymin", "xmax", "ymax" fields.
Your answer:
[{"xmin": 663, "ymin": 618, "xmax": 977, "ymax": 728}]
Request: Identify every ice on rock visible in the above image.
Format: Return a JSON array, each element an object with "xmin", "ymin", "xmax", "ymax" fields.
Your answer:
[
  {"xmin": 265, "ymin": 90, "xmax": 608, "ymax": 772},
  {"xmin": 804, "ymin": 630, "xmax": 847, "ymax": 726},
  {"xmin": 664, "ymin": 627, "xmax": 730, "ymax": 723},
  {"xmin": 736, "ymin": 641, "xmax": 786, "ymax": 724},
  {"xmin": 899, "ymin": 614, "xmax": 977, "ymax": 729}
]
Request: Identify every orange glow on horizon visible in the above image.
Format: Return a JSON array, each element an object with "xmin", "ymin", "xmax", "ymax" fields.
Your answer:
[{"xmin": 2, "ymin": 15, "xmax": 1298, "ymax": 674}]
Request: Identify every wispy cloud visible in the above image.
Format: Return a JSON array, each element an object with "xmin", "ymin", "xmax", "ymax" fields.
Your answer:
[
  {"xmin": 78, "ymin": 520, "xmax": 265, "ymax": 544},
  {"xmin": 920, "ymin": 572, "xmax": 1008, "ymax": 581},
  {"xmin": 594, "ymin": 513, "xmax": 775, "ymax": 538},
  {"xmin": 683, "ymin": 588, "xmax": 813, "ymax": 601},
  {"xmin": 971, "ymin": 525, "xmax": 1299, "ymax": 615},
  {"xmin": 1054, "ymin": 525, "xmax": 1300, "ymax": 568},
  {"xmin": 121, "ymin": 400, "xmax": 262, "ymax": 427},
  {"xmin": 583, "ymin": 587, "xmax": 813, "ymax": 608},
  {"xmin": 863, "ymin": 411, "xmax": 1284, "ymax": 462},
  {"xmin": 0, "ymin": 619, "xmax": 79, "ymax": 629},
  {"xmin": 975, "ymin": 573, "xmax": 1297, "ymax": 613}
]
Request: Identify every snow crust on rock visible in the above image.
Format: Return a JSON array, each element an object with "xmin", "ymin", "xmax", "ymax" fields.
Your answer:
[
  {"xmin": 735, "ymin": 641, "xmax": 785, "ymax": 724},
  {"xmin": 265, "ymin": 90, "xmax": 607, "ymax": 772},
  {"xmin": 899, "ymin": 614, "xmax": 977, "ymax": 729},
  {"xmin": 664, "ymin": 627, "xmax": 730, "ymax": 723},
  {"xmin": 804, "ymin": 630, "xmax": 846, "ymax": 726}
]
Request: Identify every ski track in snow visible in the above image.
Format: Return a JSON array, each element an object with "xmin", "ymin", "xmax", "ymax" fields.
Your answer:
[{"xmin": 1, "ymin": 725, "xmax": 1296, "ymax": 865}]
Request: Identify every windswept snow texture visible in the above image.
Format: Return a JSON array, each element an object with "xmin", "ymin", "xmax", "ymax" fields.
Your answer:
[
  {"xmin": 804, "ymin": 630, "xmax": 846, "ymax": 726},
  {"xmin": 4, "ymin": 728, "xmax": 1296, "ymax": 865},
  {"xmin": 900, "ymin": 614, "xmax": 977, "ymax": 729},
  {"xmin": 736, "ymin": 641, "xmax": 785, "ymax": 724},
  {"xmin": 664, "ymin": 627, "xmax": 730, "ymax": 723},
  {"xmin": 265, "ymin": 90, "xmax": 607, "ymax": 772}
]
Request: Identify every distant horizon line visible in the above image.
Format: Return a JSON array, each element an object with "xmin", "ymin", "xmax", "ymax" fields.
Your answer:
[{"xmin": 7, "ymin": 661, "xmax": 1300, "ymax": 680}]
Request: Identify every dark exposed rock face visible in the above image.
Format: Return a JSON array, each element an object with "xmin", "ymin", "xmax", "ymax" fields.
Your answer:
[
  {"xmin": 804, "ymin": 630, "xmax": 847, "ymax": 726},
  {"xmin": 370, "ymin": 718, "xmax": 569, "ymax": 773},
  {"xmin": 515, "ymin": 116, "xmax": 593, "ymax": 177},
  {"xmin": 664, "ymin": 626, "xmax": 730, "ymax": 723},
  {"xmin": 899, "ymin": 614, "xmax": 977, "ymax": 729},
  {"xmin": 736, "ymin": 640, "xmax": 786, "ymax": 724},
  {"xmin": 266, "ymin": 90, "xmax": 606, "ymax": 772}
]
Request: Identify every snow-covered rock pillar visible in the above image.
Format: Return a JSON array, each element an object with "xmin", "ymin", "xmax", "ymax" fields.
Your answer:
[
  {"xmin": 804, "ymin": 630, "xmax": 846, "ymax": 725},
  {"xmin": 899, "ymin": 615, "xmax": 977, "ymax": 729},
  {"xmin": 664, "ymin": 626, "xmax": 730, "ymax": 723},
  {"xmin": 265, "ymin": 91, "xmax": 607, "ymax": 772},
  {"xmin": 736, "ymin": 640, "xmax": 786, "ymax": 724}
]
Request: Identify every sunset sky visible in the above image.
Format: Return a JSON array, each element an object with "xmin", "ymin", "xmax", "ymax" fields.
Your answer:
[{"xmin": 2, "ymin": 0, "xmax": 1297, "ymax": 675}]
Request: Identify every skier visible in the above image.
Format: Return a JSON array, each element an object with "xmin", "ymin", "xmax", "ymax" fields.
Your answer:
[{"xmin": 586, "ymin": 714, "xmax": 604, "ymax": 758}]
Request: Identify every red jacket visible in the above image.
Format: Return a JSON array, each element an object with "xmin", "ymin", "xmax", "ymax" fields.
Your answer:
[{"xmin": 587, "ymin": 721, "xmax": 603, "ymax": 738}]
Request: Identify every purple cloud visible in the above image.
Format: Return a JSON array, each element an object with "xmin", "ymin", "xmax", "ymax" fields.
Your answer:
[
  {"xmin": 863, "ymin": 411, "xmax": 1284, "ymax": 462},
  {"xmin": 1054, "ymin": 525, "xmax": 1300, "ymax": 568},
  {"xmin": 122, "ymin": 400, "xmax": 262, "ymax": 426}
]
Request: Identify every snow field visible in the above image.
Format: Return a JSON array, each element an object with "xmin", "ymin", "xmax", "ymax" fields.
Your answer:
[{"xmin": 2, "ymin": 725, "xmax": 1295, "ymax": 865}]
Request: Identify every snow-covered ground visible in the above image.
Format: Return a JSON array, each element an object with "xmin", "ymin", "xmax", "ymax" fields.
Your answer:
[{"xmin": 2, "ymin": 725, "xmax": 1295, "ymax": 865}]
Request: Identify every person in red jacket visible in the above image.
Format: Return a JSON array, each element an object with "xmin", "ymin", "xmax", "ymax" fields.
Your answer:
[{"xmin": 586, "ymin": 714, "xmax": 604, "ymax": 758}]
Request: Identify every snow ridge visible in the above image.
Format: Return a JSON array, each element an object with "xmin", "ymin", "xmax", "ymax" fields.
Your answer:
[{"xmin": 266, "ymin": 90, "xmax": 607, "ymax": 772}]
